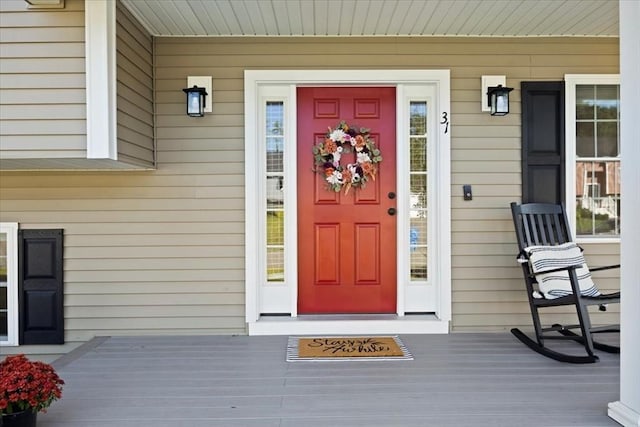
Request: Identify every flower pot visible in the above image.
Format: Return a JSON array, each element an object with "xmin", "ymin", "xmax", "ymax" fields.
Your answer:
[{"xmin": 1, "ymin": 410, "xmax": 38, "ymax": 427}]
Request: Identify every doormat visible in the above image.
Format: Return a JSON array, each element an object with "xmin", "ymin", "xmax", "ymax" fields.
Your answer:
[{"xmin": 286, "ymin": 336, "xmax": 413, "ymax": 361}]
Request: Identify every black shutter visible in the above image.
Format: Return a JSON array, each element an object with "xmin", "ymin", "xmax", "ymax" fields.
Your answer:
[
  {"xmin": 18, "ymin": 229, "xmax": 64, "ymax": 345},
  {"xmin": 521, "ymin": 81, "xmax": 565, "ymax": 204}
]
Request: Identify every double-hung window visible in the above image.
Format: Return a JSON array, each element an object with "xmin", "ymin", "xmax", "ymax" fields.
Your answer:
[{"xmin": 566, "ymin": 75, "xmax": 621, "ymax": 240}]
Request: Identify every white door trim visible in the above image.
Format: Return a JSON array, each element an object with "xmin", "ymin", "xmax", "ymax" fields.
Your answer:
[{"xmin": 244, "ymin": 70, "xmax": 451, "ymax": 335}]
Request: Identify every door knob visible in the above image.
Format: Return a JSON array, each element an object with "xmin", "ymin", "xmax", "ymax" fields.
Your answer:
[
  {"xmin": 388, "ymin": 192, "xmax": 396, "ymax": 199},
  {"xmin": 388, "ymin": 207, "xmax": 396, "ymax": 216}
]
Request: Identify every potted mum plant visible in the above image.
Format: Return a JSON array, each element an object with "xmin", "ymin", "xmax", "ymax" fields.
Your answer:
[{"xmin": 0, "ymin": 354, "xmax": 64, "ymax": 427}]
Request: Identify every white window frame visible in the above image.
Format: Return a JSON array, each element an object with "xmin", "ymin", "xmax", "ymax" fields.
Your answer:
[
  {"xmin": 565, "ymin": 74, "xmax": 621, "ymax": 243},
  {"xmin": 0, "ymin": 223, "xmax": 19, "ymax": 346}
]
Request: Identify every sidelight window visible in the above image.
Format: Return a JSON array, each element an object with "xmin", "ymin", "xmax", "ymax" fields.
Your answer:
[
  {"xmin": 409, "ymin": 101, "xmax": 428, "ymax": 280},
  {"xmin": 265, "ymin": 102, "xmax": 285, "ymax": 282}
]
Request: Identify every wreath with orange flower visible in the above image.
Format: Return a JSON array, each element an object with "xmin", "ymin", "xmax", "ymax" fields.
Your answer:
[{"xmin": 313, "ymin": 121, "xmax": 383, "ymax": 194}]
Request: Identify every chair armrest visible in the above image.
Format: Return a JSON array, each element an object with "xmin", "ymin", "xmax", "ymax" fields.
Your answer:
[
  {"xmin": 526, "ymin": 264, "xmax": 581, "ymax": 279},
  {"xmin": 590, "ymin": 264, "xmax": 620, "ymax": 272}
]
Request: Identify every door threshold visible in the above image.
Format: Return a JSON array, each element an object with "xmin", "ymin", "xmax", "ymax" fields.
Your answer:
[{"xmin": 247, "ymin": 313, "xmax": 449, "ymax": 336}]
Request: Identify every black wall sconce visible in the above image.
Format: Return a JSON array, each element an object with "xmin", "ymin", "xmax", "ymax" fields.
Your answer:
[
  {"xmin": 182, "ymin": 85, "xmax": 208, "ymax": 117},
  {"xmin": 487, "ymin": 84, "xmax": 513, "ymax": 116}
]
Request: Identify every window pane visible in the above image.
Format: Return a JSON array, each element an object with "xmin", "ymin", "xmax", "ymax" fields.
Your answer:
[
  {"xmin": 0, "ymin": 234, "xmax": 6, "ymax": 283},
  {"xmin": 266, "ymin": 137, "xmax": 284, "ymax": 173},
  {"xmin": 595, "ymin": 85, "xmax": 619, "ymax": 119},
  {"xmin": 575, "ymin": 161, "xmax": 620, "ymax": 236},
  {"xmin": 576, "ymin": 86, "xmax": 595, "ymax": 119},
  {"xmin": 410, "ymin": 218, "xmax": 428, "ymax": 246},
  {"xmin": 410, "ymin": 138, "xmax": 427, "ymax": 171},
  {"xmin": 596, "ymin": 122, "xmax": 618, "ymax": 157},
  {"xmin": 267, "ymin": 248, "xmax": 284, "ymax": 282},
  {"xmin": 266, "ymin": 101, "xmax": 284, "ymax": 173},
  {"xmin": 410, "ymin": 248, "xmax": 428, "ymax": 280},
  {"xmin": 267, "ymin": 176, "xmax": 284, "ymax": 209},
  {"xmin": 266, "ymin": 102, "xmax": 283, "ymax": 135},
  {"xmin": 266, "ymin": 211, "xmax": 284, "ymax": 245},
  {"xmin": 0, "ymin": 287, "xmax": 6, "ymax": 309},
  {"xmin": 410, "ymin": 216, "xmax": 428, "ymax": 280},
  {"xmin": 410, "ymin": 102, "xmax": 427, "ymax": 135},
  {"xmin": 576, "ymin": 122, "xmax": 595, "ymax": 157},
  {"xmin": 1, "ymin": 312, "xmax": 7, "ymax": 337},
  {"xmin": 410, "ymin": 174, "xmax": 427, "ymax": 202}
]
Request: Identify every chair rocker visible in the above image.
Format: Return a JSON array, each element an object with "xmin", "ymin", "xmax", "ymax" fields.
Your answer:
[{"xmin": 510, "ymin": 202, "xmax": 620, "ymax": 363}]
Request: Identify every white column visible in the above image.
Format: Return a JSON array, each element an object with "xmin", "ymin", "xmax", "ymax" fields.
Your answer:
[{"xmin": 608, "ymin": 1, "xmax": 640, "ymax": 426}]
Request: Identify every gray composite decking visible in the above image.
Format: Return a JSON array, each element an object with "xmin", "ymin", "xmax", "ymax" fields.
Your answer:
[{"xmin": 40, "ymin": 333, "xmax": 620, "ymax": 427}]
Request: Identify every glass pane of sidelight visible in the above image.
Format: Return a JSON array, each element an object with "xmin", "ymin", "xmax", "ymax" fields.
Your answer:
[
  {"xmin": 266, "ymin": 248, "xmax": 284, "ymax": 282},
  {"xmin": 410, "ymin": 174, "xmax": 427, "ymax": 211},
  {"xmin": 266, "ymin": 102, "xmax": 284, "ymax": 135},
  {"xmin": 410, "ymin": 102, "xmax": 427, "ymax": 135},
  {"xmin": 266, "ymin": 137, "xmax": 284, "ymax": 173},
  {"xmin": 410, "ymin": 251, "xmax": 428, "ymax": 279},
  {"xmin": 266, "ymin": 211, "xmax": 284, "ymax": 246},
  {"xmin": 266, "ymin": 176, "xmax": 284, "ymax": 209},
  {"xmin": 410, "ymin": 138, "xmax": 427, "ymax": 171},
  {"xmin": 266, "ymin": 101, "xmax": 284, "ymax": 173}
]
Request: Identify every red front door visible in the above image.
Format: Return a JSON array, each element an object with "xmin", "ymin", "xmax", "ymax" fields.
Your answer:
[{"xmin": 297, "ymin": 87, "xmax": 397, "ymax": 313}]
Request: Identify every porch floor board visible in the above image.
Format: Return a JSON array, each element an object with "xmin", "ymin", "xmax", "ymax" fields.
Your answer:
[{"xmin": 40, "ymin": 333, "xmax": 620, "ymax": 426}]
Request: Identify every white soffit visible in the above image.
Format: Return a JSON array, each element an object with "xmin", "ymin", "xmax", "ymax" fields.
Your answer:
[{"xmin": 120, "ymin": 0, "xmax": 619, "ymax": 38}]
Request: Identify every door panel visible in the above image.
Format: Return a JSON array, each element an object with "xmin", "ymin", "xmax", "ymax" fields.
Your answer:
[{"xmin": 297, "ymin": 87, "xmax": 396, "ymax": 313}]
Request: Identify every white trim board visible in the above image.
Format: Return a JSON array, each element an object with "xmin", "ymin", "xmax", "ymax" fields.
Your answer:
[
  {"xmin": 86, "ymin": 0, "xmax": 117, "ymax": 160},
  {"xmin": 244, "ymin": 70, "xmax": 451, "ymax": 336},
  {"xmin": 249, "ymin": 314, "xmax": 448, "ymax": 336}
]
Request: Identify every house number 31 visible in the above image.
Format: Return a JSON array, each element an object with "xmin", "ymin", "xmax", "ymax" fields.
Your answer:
[{"xmin": 440, "ymin": 112, "xmax": 449, "ymax": 134}]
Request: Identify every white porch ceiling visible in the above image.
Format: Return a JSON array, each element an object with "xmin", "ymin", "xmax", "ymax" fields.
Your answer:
[{"xmin": 120, "ymin": 0, "xmax": 619, "ymax": 38}]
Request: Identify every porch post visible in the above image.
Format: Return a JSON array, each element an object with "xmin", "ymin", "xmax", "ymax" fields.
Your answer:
[{"xmin": 608, "ymin": 1, "xmax": 640, "ymax": 426}]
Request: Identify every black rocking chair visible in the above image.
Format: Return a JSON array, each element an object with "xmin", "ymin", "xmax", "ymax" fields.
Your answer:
[{"xmin": 510, "ymin": 202, "xmax": 620, "ymax": 363}]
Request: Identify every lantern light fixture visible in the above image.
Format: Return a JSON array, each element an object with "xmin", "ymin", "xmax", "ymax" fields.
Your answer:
[
  {"xmin": 487, "ymin": 84, "xmax": 513, "ymax": 116},
  {"xmin": 182, "ymin": 85, "xmax": 207, "ymax": 117}
]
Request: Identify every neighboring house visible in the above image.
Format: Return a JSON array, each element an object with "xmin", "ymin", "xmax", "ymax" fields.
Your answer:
[{"xmin": 0, "ymin": 0, "xmax": 636, "ymax": 357}]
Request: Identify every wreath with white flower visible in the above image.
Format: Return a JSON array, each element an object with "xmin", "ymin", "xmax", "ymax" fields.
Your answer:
[{"xmin": 313, "ymin": 121, "xmax": 383, "ymax": 194}]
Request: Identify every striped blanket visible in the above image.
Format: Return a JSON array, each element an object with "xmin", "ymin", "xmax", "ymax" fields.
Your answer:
[{"xmin": 523, "ymin": 242, "xmax": 601, "ymax": 299}]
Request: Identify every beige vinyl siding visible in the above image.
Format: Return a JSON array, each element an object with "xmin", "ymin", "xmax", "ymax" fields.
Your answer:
[
  {"xmin": 0, "ymin": 36, "xmax": 620, "ymax": 350},
  {"xmin": 115, "ymin": 1, "xmax": 154, "ymax": 167},
  {"xmin": 0, "ymin": 0, "xmax": 154, "ymax": 170},
  {"xmin": 0, "ymin": 0, "xmax": 86, "ymax": 159}
]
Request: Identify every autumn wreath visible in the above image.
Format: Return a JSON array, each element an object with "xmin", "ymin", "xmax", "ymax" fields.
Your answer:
[{"xmin": 313, "ymin": 121, "xmax": 382, "ymax": 194}]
